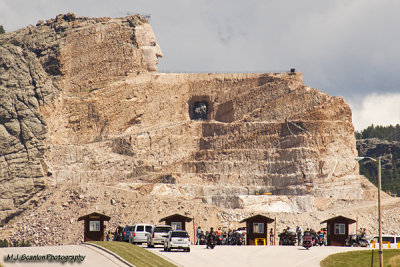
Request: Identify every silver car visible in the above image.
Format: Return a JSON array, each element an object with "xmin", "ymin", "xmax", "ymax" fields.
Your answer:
[
  {"xmin": 164, "ymin": 230, "xmax": 190, "ymax": 252},
  {"xmin": 147, "ymin": 225, "xmax": 172, "ymax": 248}
]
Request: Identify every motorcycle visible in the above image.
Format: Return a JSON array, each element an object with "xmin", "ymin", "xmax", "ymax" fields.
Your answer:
[
  {"xmin": 207, "ymin": 235, "xmax": 216, "ymax": 249},
  {"xmin": 317, "ymin": 233, "xmax": 325, "ymax": 246},
  {"xmin": 216, "ymin": 235, "xmax": 223, "ymax": 245},
  {"xmin": 345, "ymin": 234, "xmax": 358, "ymax": 247},
  {"xmin": 302, "ymin": 234, "xmax": 313, "ymax": 250},
  {"xmin": 222, "ymin": 234, "xmax": 227, "ymax": 245},
  {"xmin": 236, "ymin": 235, "xmax": 243, "ymax": 245},
  {"xmin": 345, "ymin": 234, "xmax": 370, "ymax": 247},
  {"xmin": 198, "ymin": 233, "xmax": 206, "ymax": 245},
  {"xmin": 358, "ymin": 235, "xmax": 370, "ymax": 247},
  {"xmin": 233, "ymin": 232, "xmax": 243, "ymax": 245},
  {"xmin": 279, "ymin": 231, "xmax": 297, "ymax": 246},
  {"xmin": 309, "ymin": 231, "xmax": 317, "ymax": 246}
]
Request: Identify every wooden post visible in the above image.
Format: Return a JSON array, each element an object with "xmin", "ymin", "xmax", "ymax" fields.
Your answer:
[
  {"xmin": 274, "ymin": 216, "xmax": 277, "ymax": 246},
  {"xmin": 378, "ymin": 157, "xmax": 383, "ymax": 267},
  {"xmin": 356, "ymin": 216, "xmax": 358, "ymax": 234}
]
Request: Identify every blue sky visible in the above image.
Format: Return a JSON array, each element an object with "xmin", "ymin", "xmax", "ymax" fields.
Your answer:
[{"xmin": 1, "ymin": 0, "xmax": 399, "ymax": 130}]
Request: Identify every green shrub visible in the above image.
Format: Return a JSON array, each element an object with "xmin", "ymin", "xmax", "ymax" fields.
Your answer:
[{"xmin": 0, "ymin": 239, "xmax": 9, "ymax": 247}]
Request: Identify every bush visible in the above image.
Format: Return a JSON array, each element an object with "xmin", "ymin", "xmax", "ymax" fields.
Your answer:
[
  {"xmin": 21, "ymin": 240, "xmax": 32, "ymax": 247},
  {"xmin": 3, "ymin": 239, "xmax": 32, "ymax": 247},
  {"xmin": 0, "ymin": 239, "xmax": 9, "ymax": 247}
]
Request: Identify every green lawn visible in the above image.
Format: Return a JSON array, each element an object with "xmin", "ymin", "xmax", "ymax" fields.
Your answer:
[
  {"xmin": 321, "ymin": 249, "xmax": 400, "ymax": 267},
  {"xmin": 90, "ymin": 241, "xmax": 177, "ymax": 267}
]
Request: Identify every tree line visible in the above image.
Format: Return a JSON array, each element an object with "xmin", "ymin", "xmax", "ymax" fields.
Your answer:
[{"xmin": 355, "ymin": 124, "xmax": 400, "ymax": 142}]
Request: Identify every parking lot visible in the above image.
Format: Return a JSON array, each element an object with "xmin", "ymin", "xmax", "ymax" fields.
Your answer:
[{"xmin": 147, "ymin": 244, "xmax": 366, "ymax": 267}]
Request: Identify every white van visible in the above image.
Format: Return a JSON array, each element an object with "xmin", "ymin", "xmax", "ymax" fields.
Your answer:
[
  {"xmin": 129, "ymin": 223, "xmax": 153, "ymax": 244},
  {"xmin": 369, "ymin": 235, "xmax": 400, "ymax": 248}
]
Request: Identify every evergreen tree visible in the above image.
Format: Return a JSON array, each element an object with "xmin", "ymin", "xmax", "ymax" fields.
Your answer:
[
  {"xmin": 359, "ymin": 123, "xmax": 400, "ymax": 142},
  {"xmin": 0, "ymin": 25, "xmax": 5, "ymax": 34}
]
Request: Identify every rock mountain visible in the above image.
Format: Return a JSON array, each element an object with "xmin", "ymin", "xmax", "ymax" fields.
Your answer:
[{"xmin": 1, "ymin": 14, "xmax": 396, "ymax": 245}]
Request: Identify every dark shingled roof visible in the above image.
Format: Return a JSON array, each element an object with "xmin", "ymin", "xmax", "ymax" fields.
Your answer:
[
  {"xmin": 320, "ymin": 215, "xmax": 356, "ymax": 224},
  {"xmin": 240, "ymin": 214, "xmax": 275, "ymax": 224},
  {"xmin": 78, "ymin": 212, "xmax": 111, "ymax": 221},
  {"xmin": 159, "ymin": 213, "xmax": 192, "ymax": 223}
]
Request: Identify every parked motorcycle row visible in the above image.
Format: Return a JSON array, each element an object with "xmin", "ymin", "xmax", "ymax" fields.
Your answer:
[
  {"xmin": 345, "ymin": 233, "xmax": 369, "ymax": 247},
  {"xmin": 198, "ymin": 229, "xmax": 246, "ymax": 248},
  {"xmin": 198, "ymin": 225, "xmax": 371, "ymax": 250},
  {"xmin": 277, "ymin": 227, "xmax": 327, "ymax": 250}
]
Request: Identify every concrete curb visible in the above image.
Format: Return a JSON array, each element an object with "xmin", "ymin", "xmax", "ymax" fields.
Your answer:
[{"xmin": 81, "ymin": 242, "xmax": 135, "ymax": 267}]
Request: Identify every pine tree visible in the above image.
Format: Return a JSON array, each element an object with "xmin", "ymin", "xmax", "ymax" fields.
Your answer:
[{"xmin": 0, "ymin": 25, "xmax": 5, "ymax": 34}]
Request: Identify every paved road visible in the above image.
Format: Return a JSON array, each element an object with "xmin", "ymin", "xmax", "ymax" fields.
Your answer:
[
  {"xmin": 149, "ymin": 245, "xmax": 366, "ymax": 267},
  {"xmin": 0, "ymin": 244, "xmax": 129, "ymax": 267}
]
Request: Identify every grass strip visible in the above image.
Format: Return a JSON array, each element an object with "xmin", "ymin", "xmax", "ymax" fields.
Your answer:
[
  {"xmin": 90, "ymin": 241, "xmax": 177, "ymax": 267},
  {"xmin": 321, "ymin": 249, "xmax": 400, "ymax": 267}
]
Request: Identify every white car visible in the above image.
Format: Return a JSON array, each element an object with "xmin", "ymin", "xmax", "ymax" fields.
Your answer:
[
  {"xmin": 164, "ymin": 230, "xmax": 190, "ymax": 252},
  {"xmin": 147, "ymin": 225, "xmax": 172, "ymax": 248},
  {"xmin": 129, "ymin": 223, "xmax": 153, "ymax": 244}
]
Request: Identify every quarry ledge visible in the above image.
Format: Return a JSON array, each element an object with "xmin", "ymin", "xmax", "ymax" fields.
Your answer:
[{"xmin": 135, "ymin": 71, "xmax": 303, "ymax": 82}]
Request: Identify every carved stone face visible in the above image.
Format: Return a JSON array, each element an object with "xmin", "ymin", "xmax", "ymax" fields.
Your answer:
[{"xmin": 135, "ymin": 23, "xmax": 163, "ymax": 72}]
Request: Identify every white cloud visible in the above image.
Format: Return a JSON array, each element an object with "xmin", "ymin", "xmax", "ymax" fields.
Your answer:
[{"xmin": 348, "ymin": 93, "xmax": 400, "ymax": 131}]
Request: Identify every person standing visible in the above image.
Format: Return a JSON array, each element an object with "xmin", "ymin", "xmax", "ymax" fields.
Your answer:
[
  {"xmin": 296, "ymin": 226, "xmax": 302, "ymax": 246},
  {"xmin": 196, "ymin": 226, "xmax": 202, "ymax": 245},
  {"xmin": 104, "ymin": 225, "xmax": 110, "ymax": 241},
  {"xmin": 114, "ymin": 226, "xmax": 120, "ymax": 241},
  {"xmin": 107, "ymin": 230, "xmax": 112, "ymax": 241},
  {"xmin": 228, "ymin": 229, "xmax": 233, "ymax": 245},
  {"xmin": 269, "ymin": 228, "xmax": 274, "ymax": 245},
  {"xmin": 216, "ymin": 227, "xmax": 222, "ymax": 236}
]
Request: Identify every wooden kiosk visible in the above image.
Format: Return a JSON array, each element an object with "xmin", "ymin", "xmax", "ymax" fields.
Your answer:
[
  {"xmin": 320, "ymin": 215, "xmax": 356, "ymax": 246},
  {"xmin": 78, "ymin": 212, "xmax": 111, "ymax": 242},
  {"xmin": 240, "ymin": 214, "xmax": 275, "ymax": 245},
  {"xmin": 159, "ymin": 213, "xmax": 192, "ymax": 230}
]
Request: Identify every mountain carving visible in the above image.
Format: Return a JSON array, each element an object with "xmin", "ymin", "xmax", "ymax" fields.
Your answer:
[{"xmin": 1, "ymin": 14, "xmax": 393, "ymax": 246}]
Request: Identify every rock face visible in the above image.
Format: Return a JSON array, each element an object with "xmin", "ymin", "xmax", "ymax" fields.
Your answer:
[
  {"xmin": 357, "ymin": 138, "xmax": 400, "ymax": 167},
  {"xmin": 0, "ymin": 14, "xmax": 380, "ymax": 244},
  {"xmin": 44, "ymin": 71, "xmax": 364, "ymax": 204},
  {"xmin": 0, "ymin": 13, "xmax": 158, "ymax": 224},
  {"xmin": 357, "ymin": 138, "xmax": 400, "ymax": 194},
  {"xmin": 0, "ymin": 28, "xmax": 55, "ymax": 222}
]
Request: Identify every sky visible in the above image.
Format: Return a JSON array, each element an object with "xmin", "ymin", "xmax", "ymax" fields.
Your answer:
[{"xmin": 1, "ymin": 0, "xmax": 399, "ymax": 131}]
